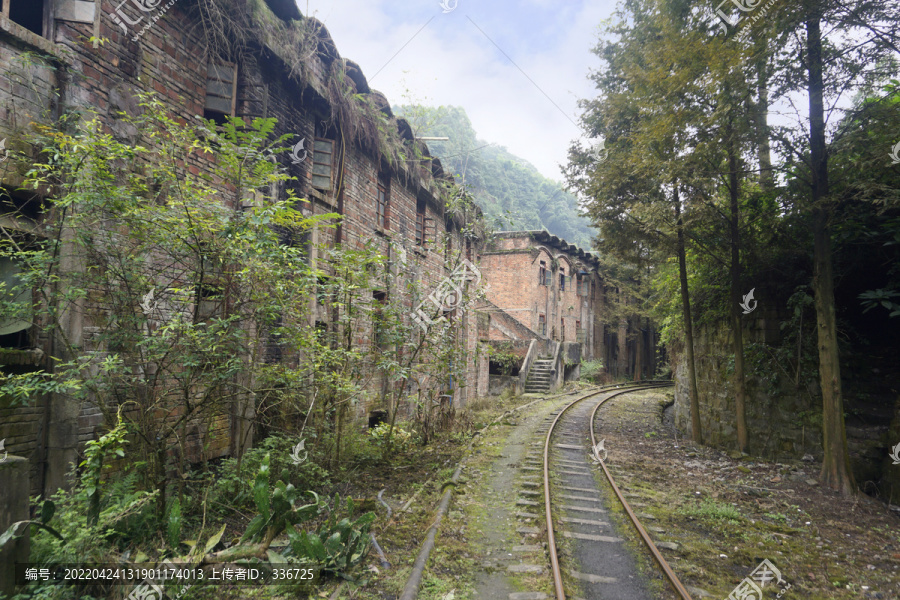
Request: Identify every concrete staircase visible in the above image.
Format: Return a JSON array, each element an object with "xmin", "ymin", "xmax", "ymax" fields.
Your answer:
[{"xmin": 524, "ymin": 358, "xmax": 554, "ymax": 394}]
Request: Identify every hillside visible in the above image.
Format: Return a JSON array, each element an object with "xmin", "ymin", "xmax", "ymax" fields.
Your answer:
[{"xmin": 394, "ymin": 105, "xmax": 597, "ymax": 250}]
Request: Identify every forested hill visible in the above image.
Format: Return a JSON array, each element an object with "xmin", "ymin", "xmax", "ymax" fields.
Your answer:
[{"xmin": 394, "ymin": 105, "xmax": 597, "ymax": 250}]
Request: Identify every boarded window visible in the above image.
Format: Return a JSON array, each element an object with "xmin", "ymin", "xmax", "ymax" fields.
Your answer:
[
  {"xmin": 312, "ymin": 138, "xmax": 334, "ymax": 191},
  {"xmin": 4, "ymin": 0, "xmax": 46, "ymax": 36},
  {"xmin": 204, "ymin": 62, "xmax": 238, "ymax": 121}
]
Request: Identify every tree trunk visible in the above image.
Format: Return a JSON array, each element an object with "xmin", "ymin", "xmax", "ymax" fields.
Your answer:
[
  {"xmin": 633, "ymin": 317, "xmax": 643, "ymax": 381},
  {"xmin": 756, "ymin": 55, "xmax": 774, "ymax": 190},
  {"xmin": 727, "ymin": 118, "xmax": 749, "ymax": 453},
  {"xmin": 618, "ymin": 317, "xmax": 628, "ymax": 378},
  {"xmin": 806, "ymin": 7, "xmax": 856, "ymax": 495},
  {"xmin": 674, "ymin": 186, "xmax": 703, "ymax": 444}
]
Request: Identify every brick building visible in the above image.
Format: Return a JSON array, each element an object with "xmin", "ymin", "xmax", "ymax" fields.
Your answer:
[
  {"xmin": 0, "ymin": 0, "xmax": 487, "ymax": 496},
  {"xmin": 479, "ymin": 231, "xmax": 656, "ymax": 383}
]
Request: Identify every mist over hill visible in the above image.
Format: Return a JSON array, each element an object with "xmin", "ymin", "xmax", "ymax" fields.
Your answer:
[{"xmin": 395, "ymin": 105, "xmax": 597, "ymax": 250}]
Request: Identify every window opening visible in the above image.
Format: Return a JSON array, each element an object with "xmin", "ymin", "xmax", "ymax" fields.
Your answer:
[
  {"xmin": 0, "ymin": 256, "xmax": 32, "ymax": 349},
  {"xmin": 415, "ymin": 198, "xmax": 427, "ymax": 247},
  {"xmin": 204, "ymin": 62, "xmax": 238, "ymax": 124},
  {"xmin": 312, "ymin": 138, "xmax": 334, "ymax": 191},
  {"xmin": 376, "ymin": 174, "xmax": 389, "ymax": 229},
  {"xmin": 4, "ymin": 0, "xmax": 45, "ymax": 36}
]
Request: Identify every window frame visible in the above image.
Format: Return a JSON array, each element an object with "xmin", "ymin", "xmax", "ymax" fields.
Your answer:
[
  {"xmin": 311, "ymin": 138, "xmax": 335, "ymax": 191},
  {"xmin": 538, "ymin": 313, "xmax": 546, "ymax": 336},
  {"xmin": 376, "ymin": 174, "xmax": 390, "ymax": 230},
  {"xmin": 2, "ymin": 0, "xmax": 49, "ymax": 38},
  {"xmin": 415, "ymin": 198, "xmax": 427, "ymax": 247},
  {"xmin": 539, "ymin": 261, "xmax": 547, "ymax": 286},
  {"xmin": 373, "ymin": 290, "xmax": 388, "ymax": 349},
  {"xmin": 204, "ymin": 61, "xmax": 239, "ymax": 122}
]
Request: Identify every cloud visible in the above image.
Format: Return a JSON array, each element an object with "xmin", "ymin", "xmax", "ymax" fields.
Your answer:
[{"xmin": 302, "ymin": 0, "xmax": 613, "ymax": 181}]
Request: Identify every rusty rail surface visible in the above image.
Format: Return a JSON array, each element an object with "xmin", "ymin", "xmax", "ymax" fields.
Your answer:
[
  {"xmin": 588, "ymin": 385, "xmax": 694, "ymax": 600},
  {"xmin": 542, "ymin": 381, "xmax": 674, "ymax": 600}
]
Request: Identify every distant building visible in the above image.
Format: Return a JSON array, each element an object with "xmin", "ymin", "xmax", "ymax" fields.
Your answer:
[{"xmin": 478, "ymin": 231, "xmax": 656, "ymax": 391}]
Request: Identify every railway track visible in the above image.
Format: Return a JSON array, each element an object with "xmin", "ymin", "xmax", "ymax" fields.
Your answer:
[{"xmin": 535, "ymin": 381, "xmax": 692, "ymax": 600}]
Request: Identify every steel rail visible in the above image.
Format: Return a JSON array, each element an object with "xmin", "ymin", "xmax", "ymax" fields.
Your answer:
[
  {"xmin": 400, "ymin": 381, "xmax": 663, "ymax": 599},
  {"xmin": 542, "ymin": 381, "xmax": 672, "ymax": 600},
  {"xmin": 589, "ymin": 385, "xmax": 694, "ymax": 600}
]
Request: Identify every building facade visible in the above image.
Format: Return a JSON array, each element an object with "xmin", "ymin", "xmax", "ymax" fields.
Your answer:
[
  {"xmin": 479, "ymin": 231, "xmax": 656, "ymax": 380},
  {"xmin": 0, "ymin": 0, "xmax": 487, "ymax": 496}
]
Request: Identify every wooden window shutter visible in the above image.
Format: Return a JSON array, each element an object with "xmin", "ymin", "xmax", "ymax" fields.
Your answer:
[
  {"xmin": 312, "ymin": 138, "xmax": 334, "ymax": 191},
  {"xmin": 205, "ymin": 61, "xmax": 238, "ymax": 116}
]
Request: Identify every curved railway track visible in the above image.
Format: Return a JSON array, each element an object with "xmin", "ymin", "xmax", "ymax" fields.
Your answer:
[{"xmin": 541, "ymin": 382, "xmax": 693, "ymax": 600}]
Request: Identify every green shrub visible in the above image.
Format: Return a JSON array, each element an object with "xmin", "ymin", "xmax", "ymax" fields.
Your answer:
[
  {"xmin": 580, "ymin": 360, "xmax": 604, "ymax": 380},
  {"xmin": 210, "ymin": 434, "xmax": 331, "ymax": 515},
  {"xmin": 369, "ymin": 422, "xmax": 413, "ymax": 455}
]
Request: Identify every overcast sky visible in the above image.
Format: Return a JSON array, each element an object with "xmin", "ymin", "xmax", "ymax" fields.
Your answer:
[{"xmin": 299, "ymin": 0, "xmax": 616, "ymax": 181}]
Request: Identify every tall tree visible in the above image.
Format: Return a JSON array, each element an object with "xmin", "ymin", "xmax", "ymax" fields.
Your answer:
[{"xmin": 805, "ymin": 0, "xmax": 855, "ymax": 494}]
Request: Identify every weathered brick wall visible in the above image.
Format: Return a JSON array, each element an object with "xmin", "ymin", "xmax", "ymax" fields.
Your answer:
[
  {"xmin": 0, "ymin": 0, "xmax": 486, "ymax": 495},
  {"xmin": 481, "ymin": 235, "xmax": 608, "ymax": 362}
]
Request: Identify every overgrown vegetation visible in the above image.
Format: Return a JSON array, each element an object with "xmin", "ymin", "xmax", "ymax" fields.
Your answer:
[{"xmin": 0, "ymin": 92, "xmax": 484, "ymax": 597}]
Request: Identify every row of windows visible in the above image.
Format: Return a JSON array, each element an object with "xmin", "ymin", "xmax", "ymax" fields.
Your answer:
[
  {"xmin": 538, "ymin": 261, "xmax": 594, "ymax": 295},
  {"xmin": 2, "ymin": 3, "xmax": 426, "ymax": 249},
  {"xmin": 537, "ymin": 315, "xmax": 584, "ymax": 341}
]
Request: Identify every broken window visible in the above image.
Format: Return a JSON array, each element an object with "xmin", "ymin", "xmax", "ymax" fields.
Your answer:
[
  {"xmin": 415, "ymin": 198, "xmax": 427, "ymax": 247},
  {"xmin": 3, "ymin": 0, "xmax": 46, "ymax": 37},
  {"xmin": 559, "ymin": 270, "xmax": 566, "ymax": 291},
  {"xmin": 560, "ymin": 318, "xmax": 565, "ymax": 342},
  {"xmin": 204, "ymin": 61, "xmax": 238, "ymax": 124},
  {"xmin": 376, "ymin": 174, "xmax": 389, "ymax": 229},
  {"xmin": 0, "ymin": 256, "xmax": 33, "ymax": 349},
  {"xmin": 538, "ymin": 313, "xmax": 546, "ymax": 336},
  {"xmin": 539, "ymin": 261, "xmax": 547, "ymax": 286}
]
